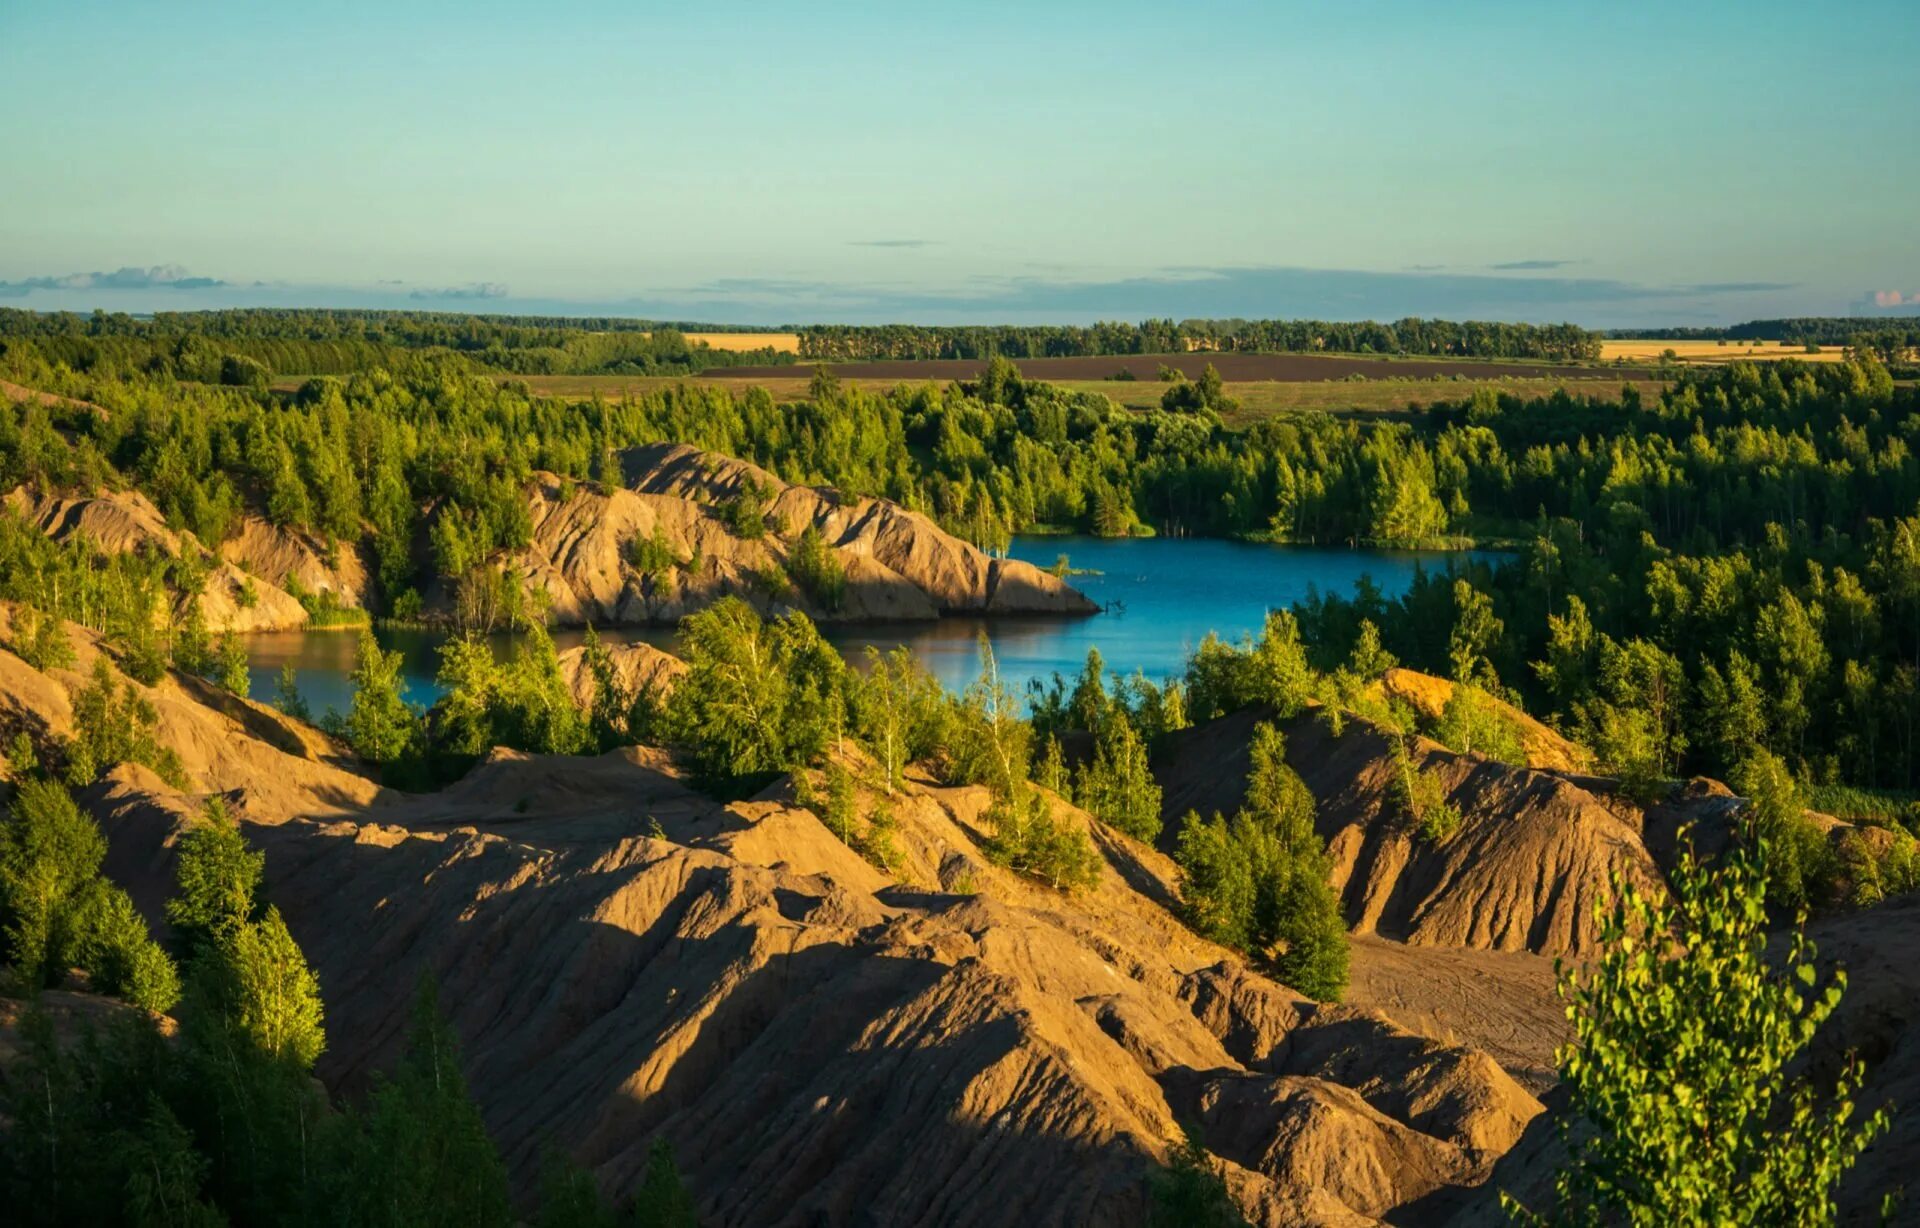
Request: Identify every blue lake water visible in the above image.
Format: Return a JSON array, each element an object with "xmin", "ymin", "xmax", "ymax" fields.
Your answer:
[{"xmin": 242, "ymin": 536, "xmax": 1486, "ymax": 718}]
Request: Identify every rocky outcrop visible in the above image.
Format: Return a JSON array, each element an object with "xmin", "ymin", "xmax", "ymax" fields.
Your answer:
[
  {"xmin": 2, "ymin": 622, "xmax": 1540, "ymax": 1226},
  {"xmin": 554, "ymin": 639, "xmax": 687, "ymax": 710},
  {"xmin": 1155, "ymin": 705, "xmax": 1663, "ymax": 959},
  {"xmin": 2, "ymin": 487, "xmax": 337, "ymax": 634},
  {"xmin": 466, "ymin": 455, "xmax": 1096, "ymax": 628},
  {"xmin": 218, "ymin": 515, "xmax": 371, "ymax": 611}
]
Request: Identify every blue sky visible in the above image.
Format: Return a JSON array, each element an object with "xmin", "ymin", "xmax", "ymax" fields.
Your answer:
[{"xmin": 2, "ymin": 0, "xmax": 1916, "ymax": 326}]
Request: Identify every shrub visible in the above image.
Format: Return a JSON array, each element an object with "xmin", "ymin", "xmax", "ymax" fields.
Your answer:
[
  {"xmin": 625, "ymin": 524, "xmax": 683, "ymax": 580},
  {"xmin": 1173, "ymin": 723, "xmax": 1347, "ymax": 1001},
  {"xmin": 981, "ymin": 787, "xmax": 1101, "ymax": 892},
  {"xmin": 1507, "ymin": 842, "xmax": 1890, "ymax": 1223},
  {"xmin": 1074, "ymin": 710, "xmax": 1162, "ymax": 842},
  {"xmin": 721, "ymin": 479, "xmax": 772, "ymax": 539},
  {"xmin": 784, "ymin": 525, "xmax": 846, "ymax": 611},
  {"xmin": 1731, "ymin": 750, "xmax": 1834, "ymax": 912},
  {"xmin": 64, "ymin": 657, "xmax": 186, "ymax": 788}
]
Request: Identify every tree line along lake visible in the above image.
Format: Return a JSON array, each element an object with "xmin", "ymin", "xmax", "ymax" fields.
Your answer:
[{"xmin": 241, "ymin": 535, "xmax": 1494, "ymax": 718}]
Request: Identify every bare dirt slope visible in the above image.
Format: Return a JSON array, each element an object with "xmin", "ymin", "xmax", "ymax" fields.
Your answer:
[
  {"xmin": 622, "ymin": 443, "xmax": 1095, "ymax": 616},
  {"xmin": 1155, "ymin": 706, "xmax": 1660, "ymax": 959},
  {"xmin": 4, "ymin": 625, "xmax": 1543, "ymax": 1227},
  {"xmin": 3, "ymin": 487, "xmax": 349, "ymax": 632},
  {"xmin": 454, "ymin": 448, "xmax": 1094, "ymax": 627}
]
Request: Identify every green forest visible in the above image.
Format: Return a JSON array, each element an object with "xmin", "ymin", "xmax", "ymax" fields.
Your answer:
[
  {"xmin": 0, "ymin": 309, "xmax": 798, "ymax": 379},
  {"xmin": 6, "ymin": 319, "xmax": 1920, "ymax": 805},
  {"xmin": 795, "ymin": 317, "xmax": 1603, "ymax": 361}
]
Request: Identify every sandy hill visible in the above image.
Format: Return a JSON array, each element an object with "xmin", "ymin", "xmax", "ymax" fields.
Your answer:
[
  {"xmin": 10, "ymin": 632, "xmax": 1909, "ymax": 1223},
  {"xmin": 496, "ymin": 443, "xmax": 1094, "ymax": 627},
  {"xmin": 3, "ymin": 485, "xmax": 359, "ymax": 633},
  {"xmin": 5, "ymin": 618, "xmax": 1547, "ymax": 1226},
  {"xmin": 7, "ymin": 442, "xmax": 1092, "ymax": 633},
  {"xmin": 1154, "ymin": 705, "xmax": 1660, "ymax": 960}
]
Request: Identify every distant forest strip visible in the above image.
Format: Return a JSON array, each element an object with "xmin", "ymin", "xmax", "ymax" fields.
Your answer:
[
  {"xmin": 795, "ymin": 318, "xmax": 1605, "ymax": 362},
  {"xmin": 0, "ymin": 308, "xmax": 799, "ymax": 379},
  {"xmin": 1610, "ymin": 317, "xmax": 1920, "ymax": 352}
]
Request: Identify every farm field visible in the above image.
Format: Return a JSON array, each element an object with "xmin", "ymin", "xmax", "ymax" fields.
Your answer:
[
  {"xmin": 676, "ymin": 330, "xmax": 800, "ymax": 352},
  {"xmin": 1601, "ymin": 338, "xmax": 1846, "ymax": 363},
  {"xmin": 708, "ymin": 350, "xmax": 1648, "ymax": 383}
]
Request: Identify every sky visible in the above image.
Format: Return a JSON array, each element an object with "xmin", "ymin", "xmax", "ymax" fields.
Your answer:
[{"xmin": 2, "ymin": 0, "xmax": 1917, "ymax": 327}]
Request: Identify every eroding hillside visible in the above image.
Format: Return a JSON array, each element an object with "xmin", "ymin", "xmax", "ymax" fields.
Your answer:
[{"xmin": 4, "ymin": 618, "xmax": 1542, "ymax": 1227}]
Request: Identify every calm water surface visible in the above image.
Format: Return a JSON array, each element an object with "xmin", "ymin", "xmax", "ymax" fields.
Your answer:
[{"xmin": 243, "ymin": 536, "xmax": 1487, "ymax": 717}]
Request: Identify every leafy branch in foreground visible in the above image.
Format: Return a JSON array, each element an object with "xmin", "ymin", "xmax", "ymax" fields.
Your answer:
[{"xmin": 1506, "ymin": 839, "xmax": 1890, "ymax": 1225}]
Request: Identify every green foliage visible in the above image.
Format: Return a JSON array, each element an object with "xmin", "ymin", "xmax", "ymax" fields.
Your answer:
[
  {"xmin": 274, "ymin": 662, "xmax": 311, "ymax": 720},
  {"xmin": 850, "ymin": 645, "xmax": 949, "ymax": 791},
  {"xmin": 7, "ymin": 602, "xmax": 74, "ymax": 671},
  {"xmin": 784, "ymin": 524, "xmax": 847, "ymax": 611},
  {"xmin": 345, "ymin": 629, "xmax": 420, "ymax": 766},
  {"xmin": 946, "ymin": 636, "xmax": 1031, "ymax": 798},
  {"xmin": 980, "ymin": 786, "xmax": 1102, "ymax": 893},
  {"xmin": 1390, "ymin": 735, "xmax": 1462, "ymax": 845},
  {"xmin": 1149, "ymin": 1125, "xmax": 1248, "ymax": 1227},
  {"xmin": 1731, "ymin": 750, "xmax": 1834, "ymax": 913},
  {"xmin": 721, "ymin": 478, "xmax": 772, "ymax": 539},
  {"xmin": 0, "ymin": 777, "xmax": 178, "ymax": 1011},
  {"xmin": 1431, "ymin": 682, "xmax": 1528, "ymax": 765},
  {"xmin": 333, "ymin": 980, "xmax": 513, "ymax": 1228},
  {"xmin": 0, "ymin": 1011, "xmax": 226, "ymax": 1226},
  {"xmin": 63, "ymin": 656, "xmax": 186, "ymax": 788},
  {"xmin": 625, "ymin": 523, "xmax": 684, "ymax": 580},
  {"xmin": 661, "ymin": 598, "xmax": 844, "ymax": 789},
  {"xmin": 215, "ymin": 631, "xmax": 251, "ymax": 697},
  {"xmin": 1183, "ymin": 612, "xmax": 1320, "ymax": 725},
  {"xmin": 1507, "ymin": 842, "xmax": 1890, "ymax": 1225},
  {"xmin": 1173, "ymin": 723, "xmax": 1347, "ymax": 1001},
  {"xmin": 166, "ymin": 796, "xmax": 264, "ymax": 956},
  {"xmin": 819, "ymin": 760, "xmax": 858, "ymax": 843},
  {"xmin": 1074, "ymin": 709, "xmax": 1163, "ymax": 842},
  {"xmin": 630, "ymin": 1137, "xmax": 699, "ymax": 1228},
  {"xmin": 194, "ymin": 905, "xmax": 327, "ymax": 1069}
]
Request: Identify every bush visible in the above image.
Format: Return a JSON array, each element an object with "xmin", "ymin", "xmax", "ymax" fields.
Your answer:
[
  {"xmin": 0, "ymin": 777, "xmax": 178, "ymax": 1011},
  {"xmin": 1390, "ymin": 735, "xmax": 1460, "ymax": 845},
  {"xmin": 64, "ymin": 658, "xmax": 186, "ymax": 788},
  {"xmin": 784, "ymin": 525, "xmax": 846, "ymax": 611},
  {"xmin": 1430, "ymin": 683, "xmax": 1527, "ymax": 765},
  {"xmin": 1173, "ymin": 723, "xmax": 1347, "ymax": 1001},
  {"xmin": 1074, "ymin": 710, "xmax": 1162, "ymax": 841},
  {"xmin": 1508, "ymin": 842, "xmax": 1890, "ymax": 1223},
  {"xmin": 981, "ymin": 787, "xmax": 1101, "ymax": 892},
  {"xmin": 721, "ymin": 479, "xmax": 772, "ymax": 539},
  {"xmin": 661, "ymin": 599, "xmax": 844, "ymax": 789},
  {"xmin": 1731, "ymin": 750, "xmax": 1835, "ymax": 912},
  {"xmin": 8, "ymin": 603, "xmax": 74, "ymax": 671},
  {"xmin": 625, "ymin": 524, "xmax": 683, "ymax": 580}
]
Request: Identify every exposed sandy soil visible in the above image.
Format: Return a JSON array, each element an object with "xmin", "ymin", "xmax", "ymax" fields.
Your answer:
[
  {"xmin": 8, "ymin": 621, "xmax": 1911, "ymax": 1225},
  {"xmin": 6, "ymin": 617, "xmax": 1553, "ymax": 1226},
  {"xmin": 485, "ymin": 442, "xmax": 1095, "ymax": 627}
]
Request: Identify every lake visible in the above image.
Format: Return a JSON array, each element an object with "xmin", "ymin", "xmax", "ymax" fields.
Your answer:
[{"xmin": 241, "ymin": 536, "xmax": 1485, "ymax": 717}]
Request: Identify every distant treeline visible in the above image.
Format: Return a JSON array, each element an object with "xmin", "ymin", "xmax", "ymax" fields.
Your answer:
[
  {"xmin": 797, "ymin": 318, "xmax": 1602, "ymax": 362},
  {"xmin": 0, "ymin": 308, "xmax": 797, "ymax": 380},
  {"xmin": 1612, "ymin": 317, "xmax": 1920, "ymax": 350}
]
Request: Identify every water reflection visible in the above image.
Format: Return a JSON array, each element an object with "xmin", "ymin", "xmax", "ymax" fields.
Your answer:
[{"xmin": 243, "ymin": 535, "xmax": 1489, "ymax": 717}]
